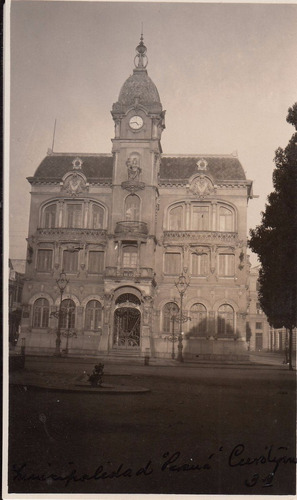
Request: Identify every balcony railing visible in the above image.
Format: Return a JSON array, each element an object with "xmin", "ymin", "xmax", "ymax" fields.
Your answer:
[
  {"xmin": 163, "ymin": 230, "xmax": 237, "ymax": 244},
  {"xmin": 105, "ymin": 267, "xmax": 154, "ymax": 280},
  {"xmin": 115, "ymin": 221, "xmax": 148, "ymax": 236},
  {"xmin": 37, "ymin": 227, "xmax": 107, "ymax": 239}
]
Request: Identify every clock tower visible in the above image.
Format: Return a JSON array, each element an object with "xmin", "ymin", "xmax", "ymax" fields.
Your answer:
[
  {"xmin": 102, "ymin": 35, "xmax": 166, "ymax": 353},
  {"xmin": 108, "ymin": 34, "xmax": 165, "ymax": 268}
]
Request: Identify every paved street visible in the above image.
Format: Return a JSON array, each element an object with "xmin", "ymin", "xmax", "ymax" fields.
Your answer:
[{"xmin": 8, "ymin": 354, "xmax": 296, "ymax": 495}]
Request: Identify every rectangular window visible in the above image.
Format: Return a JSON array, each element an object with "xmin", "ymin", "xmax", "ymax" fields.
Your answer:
[
  {"xmin": 191, "ymin": 253, "xmax": 209, "ymax": 276},
  {"xmin": 218, "ymin": 254, "xmax": 234, "ymax": 276},
  {"xmin": 63, "ymin": 250, "xmax": 78, "ymax": 273},
  {"xmin": 37, "ymin": 249, "xmax": 52, "ymax": 272},
  {"xmin": 88, "ymin": 251, "xmax": 104, "ymax": 274},
  {"xmin": 164, "ymin": 253, "xmax": 181, "ymax": 275},
  {"xmin": 122, "ymin": 246, "xmax": 138, "ymax": 268},
  {"xmin": 192, "ymin": 206, "xmax": 209, "ymax": 230},
  {"xmin": 67, "ymin": 204, "xmax": 83, "ymax": 228},
  {"xmin": 256, "ymin": 322, "xmax": 263, "ymax": 330}
]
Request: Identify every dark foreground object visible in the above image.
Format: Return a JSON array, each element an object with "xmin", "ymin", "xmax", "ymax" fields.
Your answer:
[{"xmin": 8, "ymin": 360, "xmax": 296, "ymax": 495}]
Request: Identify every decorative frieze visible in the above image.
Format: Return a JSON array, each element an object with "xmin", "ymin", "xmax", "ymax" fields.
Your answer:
[
  {"xmin": 36, "ymin": 228, "xmax": 107, "ymax": 241},
  {"xmin": 163, "ymin": 230, "xmax": 237, "ymax": 244}
]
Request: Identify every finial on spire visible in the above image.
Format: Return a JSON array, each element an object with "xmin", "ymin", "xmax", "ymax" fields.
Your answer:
[{"xmin": 134, "ymin": 29, "xmax": 148, "ymax": 70}]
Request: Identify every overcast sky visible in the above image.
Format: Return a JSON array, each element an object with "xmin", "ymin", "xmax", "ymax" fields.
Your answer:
[{"xmin": 7, "ymin": 1, "xmax": 297, "ymax": 265}]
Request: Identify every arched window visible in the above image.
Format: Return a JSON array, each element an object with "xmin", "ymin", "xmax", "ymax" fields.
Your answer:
[
  {"xmin": 122, "ymin": 245, "xmax": 138, "ymax": 268},
  {"xmin": 192, "ymin": 205, "xmax": 210, "ymax": 230},
  {"xmin": 44, "ymin": 204, "xmax": 57, "ymax": 228},
  {"xmin": 169, "ymin": 206, "xmax": 183, "ymax": 230},
  {"xmin": 85, "ymin": 300, "xmax": 102, "ymax": 330},
  {"xmin": 66, "ymin": 203, "xmax": 83, "ymax": 228},
  {"xmin": 32, "ymin": 298, "xmax": 49, "ymax": 328},
  {"xmin": 219, "ymin": 207, "xmax": 233, "ymax": 231},
  {"xmin": 162, "ymin": 302, "xmax": 179, "ymax": 333},
  {"xmin": 116, "ymin": 293, "xmax": 141, "ymax": 305},
  {"xmin": 91, "ymin": 204, "xmax": 104, "ymax": 229},
  {"xmin": 217, "ymin": 304, "xmax": 234, "ymax": 336},
  {"xmin": 190, "ymin": 303, "xmax": 207, "ymax": 335},
  {"xmin": 125, "ymin": 194, "xmax": 140, "ymax": 221},
  {"xmin": 60, "ymin": 299, "xmax": 75, "ymax": 329},
  {"xmin": 191, "ymin": 253, "xmax": 209, "ymax": 276}
]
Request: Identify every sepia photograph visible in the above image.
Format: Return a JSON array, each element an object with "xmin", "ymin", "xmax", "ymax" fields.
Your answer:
[{"xmin": 4, "ymin": 0, "xmax": 297, "ymax": 497}]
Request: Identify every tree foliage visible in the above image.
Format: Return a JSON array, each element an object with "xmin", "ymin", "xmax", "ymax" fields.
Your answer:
[{"xmin": 249, "ymin": 103, "xmax": 297, "ymax": 331}]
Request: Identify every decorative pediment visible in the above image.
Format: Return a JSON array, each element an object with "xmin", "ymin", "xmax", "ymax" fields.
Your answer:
[
  {"xmin": 61, "ymin": 172, "xmax": 88, "ymax": 197},
  {"xmin": 189, "ymin": 175, "xmax": 215, "ymax": 198}
]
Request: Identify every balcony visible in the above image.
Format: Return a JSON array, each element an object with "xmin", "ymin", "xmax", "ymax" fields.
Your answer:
[
  {"xmin": 163, "ymin": 230, "xmax": 238, "ymax": 245},
  {"xmin": 105, "ymin": 266, "xmax": 155, "ymax": 282},
  {"xmin": 36, "ymin": 227, "xmax": 107, "ymax": 241},
  {"xmin": 114, "ymin": 221, "xmax": 148, "ymax": 237}
]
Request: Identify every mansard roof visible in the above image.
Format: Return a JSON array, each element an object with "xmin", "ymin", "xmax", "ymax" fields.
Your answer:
[
  {"xmin": 29, "ymin": 152, "xmax": 248, "ymax": 185},
  {"xmin": 160, "ymin": 155, "xmax": 247, "ymax": 181},
  {"xmin": 30, "ymin": 153, "xmax": 113, "ymax": 182}
]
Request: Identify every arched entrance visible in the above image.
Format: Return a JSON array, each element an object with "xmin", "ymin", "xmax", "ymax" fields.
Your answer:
[{"xmin": 113, "ymin": 293, "xmax": 141, "ymax": 350}]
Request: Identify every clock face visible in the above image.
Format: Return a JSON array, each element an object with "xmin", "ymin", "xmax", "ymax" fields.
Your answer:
[{"xmin": 129, "ymin": 115, "xmax": 143, "ymax": 130}]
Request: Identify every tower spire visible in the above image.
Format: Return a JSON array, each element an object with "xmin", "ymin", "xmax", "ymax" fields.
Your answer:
[{"xmin": 134, "ymin": 30, "xmax": 148, "ymax": 70}]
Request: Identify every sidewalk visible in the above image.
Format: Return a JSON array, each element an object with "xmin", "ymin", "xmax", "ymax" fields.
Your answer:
[
  {"xmin": 8, "ymin": 350, "xmax": 295, "ymax": 393},
  {"xmin": 250, "ymin": 350, "xmax": 296, "ymax": 368}
]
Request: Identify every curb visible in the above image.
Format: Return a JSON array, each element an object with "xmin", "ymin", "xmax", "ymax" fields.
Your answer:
[{"xmin": 10, "ymin": 381, "xmax": 150, "ymax": 394}]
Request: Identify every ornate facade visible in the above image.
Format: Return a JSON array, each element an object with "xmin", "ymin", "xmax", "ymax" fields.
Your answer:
[{"xmin": 20, "ymin": 36, "xmax": 254, "ymax": 360}]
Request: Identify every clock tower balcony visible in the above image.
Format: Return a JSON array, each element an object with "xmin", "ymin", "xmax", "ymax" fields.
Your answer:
[{"xmin": 104, "ymin": 266, "xmax": 156, "ymax": 285}]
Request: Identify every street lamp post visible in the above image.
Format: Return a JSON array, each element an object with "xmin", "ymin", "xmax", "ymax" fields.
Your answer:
[
  {"xmin": 63, "ymin": 303, "xmax": 76, "ymax": 356},
  {"xmin": 175, "ymin": 268, "xmax": 190, "ymax": 362},
  {"xmin": 171, "ymin": 313, "xmax": 176, "ymax": 359},
  {"xmin": 166, "ymin": 300, "xmax": 179, "ymax": 359},
  {"xmin": 55, "ymin": 271, "xmax": 69, "ymax": 357}
]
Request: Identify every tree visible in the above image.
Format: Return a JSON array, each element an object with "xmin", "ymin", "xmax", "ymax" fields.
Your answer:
[{"xmin": 249, "ymin": 103, "xmax": 297, "ymax": 370}]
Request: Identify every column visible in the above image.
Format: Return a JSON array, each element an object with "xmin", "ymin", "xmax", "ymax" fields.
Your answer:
[
  {"xmin": 58, "ymin": 200, "xmax": 64, "ymax": 227},
  {"xmin": 185, "ymin": 202, "xmax": 191, "ymax": 230}
]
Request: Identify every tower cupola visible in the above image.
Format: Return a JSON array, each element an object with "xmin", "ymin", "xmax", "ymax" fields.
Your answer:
[{"xmin": 112, "ymin": 35, "xmax": 163, "ymax": 114}]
